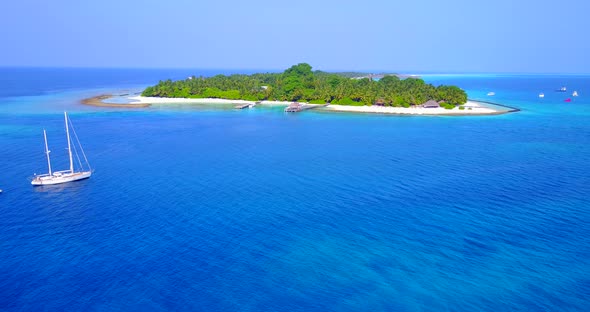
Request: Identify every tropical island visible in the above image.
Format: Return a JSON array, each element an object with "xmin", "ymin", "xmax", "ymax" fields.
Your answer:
[
  {"xmin": 81, "ymin": 64, "xmax": 514, "ymax": 115},
  {"xmin": 142, "ymin": 63, "xmax": 468, "ymax": 109}
]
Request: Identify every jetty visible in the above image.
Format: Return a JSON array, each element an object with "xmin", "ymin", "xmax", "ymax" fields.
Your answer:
[
  {"xmin": 284, "ymin": 102, "xmax": 328, "ymax": 113},
  {"xmin": 234, "ymin": 102, "xmax": 256, "ymax": 109}
]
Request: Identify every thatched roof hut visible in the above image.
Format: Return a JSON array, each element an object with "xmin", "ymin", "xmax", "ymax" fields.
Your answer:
[
  {"xmin": 285, "ymin": 102, "xmax": 303, "ymax": 112},
  {"xmin": 374, "ymin": 98, "xmax": 385, "ymax": 106},
  {"xmin": 422, "ymin": 100, "xmax": 440, "ymax": 108}
]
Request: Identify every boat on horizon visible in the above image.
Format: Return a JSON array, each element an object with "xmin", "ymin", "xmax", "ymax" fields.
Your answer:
[
  {"xmin": 572, "ymin": 91, "xmax": 578, "ymax": 97},
  {"xmin": 31, "ymin": 112, "xmax": 93, "ymax": 186},
  {"xmin": 557, "ymin": 86, "xmax": 567, "ymax": 92},
  {"xmin": 539, "ymin": 93, "xmax": 545, "ymax": 98},
  {"xmin": 487, "ymin": 92, "xmax": 495, "ymax": 96}
]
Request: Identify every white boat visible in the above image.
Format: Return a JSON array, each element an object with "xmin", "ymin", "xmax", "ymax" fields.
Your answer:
[
  {"xmin": 487, "ymin": 92, "xmax": 495, "ymax": 96},
  {"xmin": 557, "ymin": 86, "xmax": 567, "ymax": 92},
  {"xmin": 31, "ymin": 112, "xmax": 92, "ymax": 186},
  {"xmin": 539, "ymin": 93, "xmax": 545, "ymax": 98},
  {"xmin": 572, "ymin": 91, "xmax": 578, "ymax": 97}
]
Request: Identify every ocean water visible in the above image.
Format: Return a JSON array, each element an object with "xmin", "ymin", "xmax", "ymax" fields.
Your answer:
[{"xmin": 0, "ymin": 69, "xmax": 589, "ymax": 311}]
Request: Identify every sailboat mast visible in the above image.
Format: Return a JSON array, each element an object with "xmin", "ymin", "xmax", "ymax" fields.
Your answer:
[
  {"xmin": 43, "ymin": 129, "xmax": 52, "ymax": 175},
  {"xmin": 65, "ymin": 112, "xmax": 74, "ymax": 173}
]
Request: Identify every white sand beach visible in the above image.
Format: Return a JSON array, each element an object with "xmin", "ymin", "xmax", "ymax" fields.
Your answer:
[
  {"xmin": 321, "ymin": 101, "xmax": 502, "ymax": 115},
  {"xmin": 127, "ymin": 96, "xmax": 290, "ymax": 106},
  {"xmin": 85, "ymin": 95, "xmax": 511, "ymax": 115}
]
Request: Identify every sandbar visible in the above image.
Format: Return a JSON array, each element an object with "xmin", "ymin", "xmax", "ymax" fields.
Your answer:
[{"xmin": 81, "ymin": 94, "xmax": 151, "ymax": 108}]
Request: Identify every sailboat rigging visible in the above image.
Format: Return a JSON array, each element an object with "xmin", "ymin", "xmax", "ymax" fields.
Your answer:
[{"xmin": 31, "ymin": 112, "xmax": 92, "ymax": 186}]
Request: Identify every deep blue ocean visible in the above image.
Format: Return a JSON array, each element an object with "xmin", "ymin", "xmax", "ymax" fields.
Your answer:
[{"xmin": 0, "ymin": 68, "xmax": 589, "ymax": 311}]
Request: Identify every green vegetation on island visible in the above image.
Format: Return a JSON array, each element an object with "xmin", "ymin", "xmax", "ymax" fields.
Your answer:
[{"xmin": 142, "ymin": 63, "xmax": 467, "ymax": 107}]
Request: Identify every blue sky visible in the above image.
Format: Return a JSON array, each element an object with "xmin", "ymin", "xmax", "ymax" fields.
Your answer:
[{"xmin": 1, "ymin": 0, "xmax": 588, "ymax": 73}]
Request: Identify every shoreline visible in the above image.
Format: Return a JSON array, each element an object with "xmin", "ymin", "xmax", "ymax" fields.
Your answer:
[
  {"xmin": 81, "ymin": 94, "xmax": 151, "ymax": 108},
  {"xmin": 127, "ymin": 96, "xmax": 291, "ymax": 106},
  {"xmin": 320, "ymin": 101, "xmax": 508, "ymax": 115},
  {"xmin": 81, "ymin": 94, "xmax": 515, "ymax": 116}
]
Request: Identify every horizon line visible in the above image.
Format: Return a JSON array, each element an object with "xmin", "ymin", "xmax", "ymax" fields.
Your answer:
[{"xmin": 0, "ymin": 65, "xmax": 589, "ymax": 76}]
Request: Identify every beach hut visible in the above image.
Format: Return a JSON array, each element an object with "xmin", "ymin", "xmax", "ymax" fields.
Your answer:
[
  {"xmin": 374, "ymin": 98, "xmax": 386, "ymax": 106},
  {"xmin": 422, "ymin": 100, "xmax": 440, "ymax": 108},
  {"xmin": 285, "ymin": 102, "xmax": 303, "ymax": 112}
]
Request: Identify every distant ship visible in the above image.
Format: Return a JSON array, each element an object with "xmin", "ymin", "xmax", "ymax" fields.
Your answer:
[
  {"xmin": 557, "ymin": 87, "xmax": 567, "ymax": 92},
  {"xmin": 572, "ymin": 91, "xmax": 578, "ymax": 97},
  {"xmin": 539, "ymin": 93, "xmax": 545, "ymax": 98},
  {"xmin": 487, "ymin": 92, "xmax": 495, "ymax": 96}
]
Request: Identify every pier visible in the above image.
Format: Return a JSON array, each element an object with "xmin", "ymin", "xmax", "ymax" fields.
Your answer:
[
  {"xmin": 284, "ymin": 102, "xmax": 328, "ymax": 113},
  {"xmin": 234, "ymin": 102, "xmax": 256, "ymax": 109}
]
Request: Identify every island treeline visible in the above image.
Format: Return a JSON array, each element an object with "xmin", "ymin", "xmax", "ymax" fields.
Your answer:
[{"xmin": 142, "ymin": 63, "xmax": 467, "ymax": 107}]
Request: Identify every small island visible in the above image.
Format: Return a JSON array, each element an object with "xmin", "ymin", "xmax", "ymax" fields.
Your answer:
[
  {"xmin": 83, "ymin": 64, "xmax": 515, "ymax": 115},
  {"xmin": 143, "ymin": 63, "xmax": 468, "ymax": 109}
]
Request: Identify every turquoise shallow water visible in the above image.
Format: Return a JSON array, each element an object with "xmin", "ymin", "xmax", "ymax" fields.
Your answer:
[{"xmin": 0, "ymin": 69, "xmax": 589, "ymax": 311}]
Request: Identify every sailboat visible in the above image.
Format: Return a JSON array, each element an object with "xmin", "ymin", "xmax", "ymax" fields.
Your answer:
[{"xmin": 31, "ymin": 112, "xmax": 92, "ymax": 186}]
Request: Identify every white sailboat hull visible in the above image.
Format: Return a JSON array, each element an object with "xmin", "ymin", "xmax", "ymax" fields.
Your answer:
[{"xmin": 31, "ymin": 171, "xmax": 92, "ymax": 186}]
